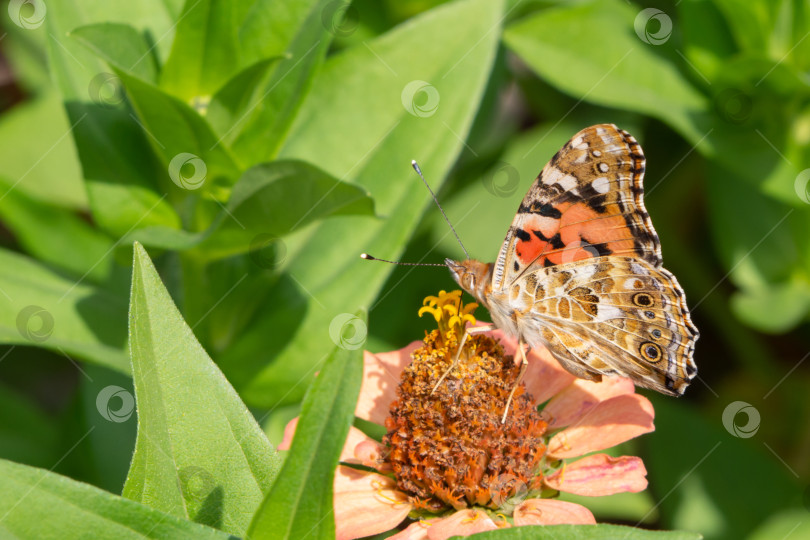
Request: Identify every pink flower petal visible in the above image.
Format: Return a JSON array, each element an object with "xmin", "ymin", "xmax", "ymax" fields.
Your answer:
[
  {"xmin": 278, "ymin": 417, "xmax": 298, "ymax": 451},
  {"xmin": 544, "ymin": 454, "xmax": 648, "ymax": 496},
  {"xmin": 542, "ymin": 377, "xmax": 635, "ymax": 430},
  {"xmin": 388, "ymin": 520, "xmax": 432, "ymax": 540},
  {"xmin": 356, "ymin": 342, "xmax": 422, "ymax": 425},
  {"xmin": 547, "ymin": 394, "xmax": 654, "ymax": 458},
  {"xmin": 334, "ymin": 466, "xmax": 412, "ymax": 540},
  {"xmin": 279, "ymin": 421, "xmax": 387, "ymax": 471},
  {"xmin": 488, "ymin": 330, "xmax": 576, "ymax": 405},
  {"xmin": 426, "ymin": 509, "xmax": 503, "ymax": 540},
  {"xmin": 513, "ymin": 498, "xmax": 596, "ymax": 525}
]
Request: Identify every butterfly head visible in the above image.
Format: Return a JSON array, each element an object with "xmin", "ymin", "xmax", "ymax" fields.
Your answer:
[{"xmin": 445, "ymin": 259, "xmax": 493, "ymax": 308}]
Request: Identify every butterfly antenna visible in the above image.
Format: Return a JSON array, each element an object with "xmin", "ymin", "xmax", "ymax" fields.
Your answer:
[
  {"xmin": 360, "ymin": 253, "xmax": 445, "ymax": 267},
  {"xmin": 411, "ymin": 160, "xmax": 470, "ymax": 260}
]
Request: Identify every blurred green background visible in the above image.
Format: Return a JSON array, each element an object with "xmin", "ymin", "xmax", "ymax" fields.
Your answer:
[{"xmin": 0, "ymin": 0, "xmax": 808, "ymax": 538}]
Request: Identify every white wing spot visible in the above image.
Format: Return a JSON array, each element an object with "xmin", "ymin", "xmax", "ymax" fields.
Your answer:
[
  {"xmin": 558, "ymin": 174, "xmax": 578, "ymax": 191},
  {"xmin": 592, "ymin": 150, "xmax": 602, "ymax": 157},
  {"xmin": 592, "ymin": 176, "xmax": 610, "ymax": 194},
  {"xmin": 598, "ymin": 162, "xmax": 609, "ymax": 173},
  {"xmin": 595, "ymin": 305, "xmax": 623, "ymax": 322}
]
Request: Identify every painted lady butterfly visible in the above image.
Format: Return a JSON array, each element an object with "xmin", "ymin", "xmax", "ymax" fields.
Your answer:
[{"xmin": 447, "ymin": 124, "xmax": 698, "ymax": 397}]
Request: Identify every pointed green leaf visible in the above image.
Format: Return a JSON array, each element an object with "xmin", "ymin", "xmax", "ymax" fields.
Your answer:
[
  {"xmin": 248, "ymin": 314, "xmax": 364, "ymax": 539},
  {"xmin": 123, "ymin": 243, "xmax": 282, "ymax": 536},
  {"xmin": 0, "ymin": 458, "xmax": 232, "ymax": 539}
]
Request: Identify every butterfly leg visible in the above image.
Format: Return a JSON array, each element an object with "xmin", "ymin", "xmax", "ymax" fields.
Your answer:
[
  {"xmin": 431, "ymin": 323, "xmax": 495, "ymax": 394},
  {"xmin": 501, "ymin": 339, "xmax": 529, "ymax": 424}
]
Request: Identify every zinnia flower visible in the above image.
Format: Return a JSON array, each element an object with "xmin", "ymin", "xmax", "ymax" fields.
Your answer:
[{"xmin": 280, "ymin": 290, "xmax": 653, "ymax": 539}]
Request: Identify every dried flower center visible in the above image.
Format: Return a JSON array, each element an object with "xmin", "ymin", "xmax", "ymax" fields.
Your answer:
[{"xmin": 383, "ymin": 291, "xmax": 548, "ymax": 514}]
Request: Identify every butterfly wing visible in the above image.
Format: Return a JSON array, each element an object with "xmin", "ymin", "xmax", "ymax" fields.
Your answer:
[
  {"xmin": 492, "ymin": 124, "xmax": 661, "ymax": 292},
  {"xmin": 492, "ymin": 256, "xmax": 698, "ymax": 395}
]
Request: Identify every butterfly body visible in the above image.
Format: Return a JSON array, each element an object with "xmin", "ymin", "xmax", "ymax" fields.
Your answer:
[{"xmin": 447, "ymin": 124, "xmax": 698, "ymax": 396}]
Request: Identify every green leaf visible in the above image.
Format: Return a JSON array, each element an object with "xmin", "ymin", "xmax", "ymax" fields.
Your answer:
[
  {"xmin": 71, "ymin": 26, "xmax": 241, "ymax": 185},
  {"xmin": 465, "ymin": 524, "xmax": 702, "ymax": 539},
  {"xmin": 123, "ymin": 243, "xmax": 282, "ymax": 536},
  {"xmin": 122, "ymin": 160, "xmax": 375, "ymax": 255},
  {"xmin": 160, "ymin": 0, "xmax": 241, "ymax": 100},
  {"xmin": 229, "ymin": 0, "xmax": 336, "ymax": 161},
  {"xmin": 731, "ymin": 279, "xmax": 810, "ymax": 333},
  {"xmin": 46, "ymin": 4, "xmax": 181, "ymax": 238},
  {"xmin": 69, "ymin": 22, "xmax": 158, "ymax": 84},
  {"xmin": 203, "ymin": 160, "xmax": 375, "ymax": 256},
  {"xmin": 503, "ymin": 0, "xmax": 709, "ymax": 145},
  {"xmin": 0, "ymin": 458, "xmax": 232, "ymax": 539},
  {"xmin": 247, "ymin": 315, "xmax": 364, "ymax": 539},
  {"xmin": 710, "ymin": 0, "xmax": 772, "ymax": 55},
  {"xmin": 206, "ymin": 56, "xmax": 284, "ymax": 140},
  {"xmin": 221, "ymin": 0, "xmax": 505, "ymax": 408},
  {"xmin": 0, "ymin": 176, "xmax": 115, "ymax": 283},
  {"xmin": 0, "ymin": 248, "xmax": 128, "ymax": 372},
  {"xmin": 0, "ymin": 90, "xmax": 86, "ymax": 209},
  {"xmin": 112, "ymin": 69, "xmax": 241, "ymax": 184}
]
